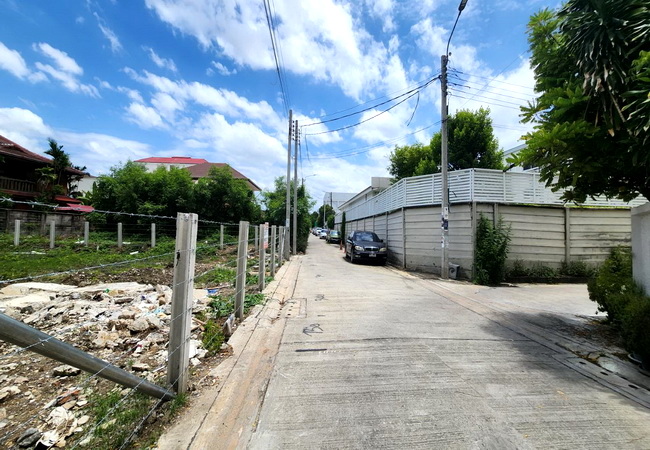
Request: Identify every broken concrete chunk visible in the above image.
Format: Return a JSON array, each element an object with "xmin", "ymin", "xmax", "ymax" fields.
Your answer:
[
  {"xmin": 128, "ymin": 318, "xmax": 149, "ymax": 332},
  {"xmin": 52, "ymin": 365, "xmax": 81, "ymax": 377},
  {"xmin": 38, "ymin": 430, "xmax": 61, "ymax": 447},
  {"xmin": 131, "ymin": 363, "xmax": 150, "ymax": 372},
  {"xmin": 0, "ymin": 386, "xmax": 21, "ymax": 402},
  {"xmin": 113, "ymin": 296, "xmax": 134, "ymax": 304}
]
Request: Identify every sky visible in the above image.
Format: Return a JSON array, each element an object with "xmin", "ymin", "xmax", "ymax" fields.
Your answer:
[{"xmin": 0, "ymin": 0, "xmax": 552, "ymax": 206}]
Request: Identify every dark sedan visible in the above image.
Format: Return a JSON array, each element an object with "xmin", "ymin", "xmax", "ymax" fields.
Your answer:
[{"xmin": 345, "ymin": 230, "xmax": 387, "ymax": 265}]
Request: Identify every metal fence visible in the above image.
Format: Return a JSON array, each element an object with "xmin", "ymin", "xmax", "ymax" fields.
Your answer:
[{"xmin": 338, "ymin": 168, "xmax": 648, "ymax": 222}]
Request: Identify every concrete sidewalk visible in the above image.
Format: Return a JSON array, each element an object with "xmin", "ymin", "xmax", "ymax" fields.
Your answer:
[{"xmin": 160, "ymin": 236, "xmax": 650, "ymax": 449}]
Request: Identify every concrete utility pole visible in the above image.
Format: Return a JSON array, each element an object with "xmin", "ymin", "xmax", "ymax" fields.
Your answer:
[
  {"xmin": 439, "ymin": 0, "xmax": 469, "ymax": 279},
  {"xmin": 293, "ymin": 120, "xmax": 298, "ymax": 255},
  {"xmin": 285, "ymin": 109, "xmax": 292, "ymax": 260},
  {"xmin": 440, "ymin": 53, "xmax": 449, "ymax": 279}
]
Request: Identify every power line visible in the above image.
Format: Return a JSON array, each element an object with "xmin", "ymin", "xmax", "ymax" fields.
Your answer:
[
  {"xmin": 448, "ymin": 91, "xmax": 522, "ymax": 110},
  {"xmin": 302, "ymin": 74, "xmax": 440, "ymax": 128},
  {"xmin": 304, "ymin": 91, "xmax": 419, "ymax": 136},
  {"xmin": 448, "ymin": 76, "xmax": 534, "ymax": 102},
  {"xmin": 450, "ymin": 68, "xmax": 536, "ymax": 91},
  {"xmin": 449, "ymin": 85, "xmax": 524, "ymax": 107},
  {"xmin": 263, "ymin": 0, "xmax": 290, "ymax": 116}
]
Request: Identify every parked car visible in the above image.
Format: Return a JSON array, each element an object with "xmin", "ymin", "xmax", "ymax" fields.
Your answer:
[
  {"xmin": 313, "ymin": 227, "xmax": 322, "ymax": 236},
  {"xmin": 319, "ymin": 229, "xmax": 328, "ymax": 239},
  {"xmin": 345, "ymin": 231, "xmax": 387, "ymax": 265},
  {"xmin": 326, "ymin": 230, "xmax": 341, "ymax": 244}
]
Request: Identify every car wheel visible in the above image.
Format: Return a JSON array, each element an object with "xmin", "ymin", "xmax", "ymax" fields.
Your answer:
[{"xmin": 349, "ymin": 251, "xmax": 356, "ymax": 264}]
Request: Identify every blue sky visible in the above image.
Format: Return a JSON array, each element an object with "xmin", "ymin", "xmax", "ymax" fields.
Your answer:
[{"xmin": 0, "ymin": 0, "xmax": 550, "ymax": 203}]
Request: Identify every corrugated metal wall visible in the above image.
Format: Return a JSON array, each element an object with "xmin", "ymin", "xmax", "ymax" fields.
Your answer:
[{"xmin": 336, "ymin": 202, "xmax": 632, "ymax": 278}]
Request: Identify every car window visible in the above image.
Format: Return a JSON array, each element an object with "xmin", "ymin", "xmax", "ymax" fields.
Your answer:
[{"xmin": 354, "ymin": 232, "xmax": 379, "ymax": 241}]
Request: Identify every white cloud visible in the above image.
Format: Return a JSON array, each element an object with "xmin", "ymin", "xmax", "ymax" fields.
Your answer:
[
  {"xmin": 365, "ymin": 0, "xmax": 395, "ymax": 32},
  {"xmin": 0, "ymin": 42, "xmax": 46, "ymax": 82},
  {"xmin": 207, "ymin": 61, "xmax": 236, "ymax": 76},
  {"xmin": 0, "ymin": 107, "xmax": 52, "ymax": 152},
  {"xmin": 34, "ymin": 43, "xmax": 83, "ymax": 75},
  {"xmin": 94, "ymin": 13, "xmax": 123, "ymax": 53},
  {"xmin": 144, "ymin": 46, "xmax": 178, "ymax": 72},
  {"xmin": 33, "ymin": 43, "xmax": 99, "ymax": 97},
  {"xmin": 144, "ymin": 0, "xmax": 410, "ymax": 100},
  {"xmin": 0, "ymin": 42, "xmax": 31, "ymax": 79},
  {"xmin": 126, "ymin": 102, "xmax": 165, "ymax": 129},
  {"xmin": 0, "ymin": 106, "xmax": 151, "ymax": 175}
]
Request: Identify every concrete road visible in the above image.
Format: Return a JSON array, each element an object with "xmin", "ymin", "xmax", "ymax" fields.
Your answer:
[{"xmin": 247, "ymin": 235, "xmax": 650, "ymax": 449}]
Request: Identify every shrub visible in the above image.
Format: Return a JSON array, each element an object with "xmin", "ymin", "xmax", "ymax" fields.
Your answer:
[
  {"xmin": 622, "ymin": 294, "xmax": 650, "ymax": 367},
  {"xmin": 560, "ymin": 260, "xmax": 595, "ymax": 278},
  {"xmin": 474, "ymin": 215, "xmax": 511, "ymax": 285},
  {"xmin": 587, "ymin": 247, "xmax": 642, "ymax": 327}
]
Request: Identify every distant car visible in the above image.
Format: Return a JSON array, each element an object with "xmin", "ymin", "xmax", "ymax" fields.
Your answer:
[
  {"xmin": 326, "ymin": 230, "xmax": 341, "ymax": 244},
  {"xmin": 345, "ymin": 230, "xmax": 387, "ymax": 265},
  {"xmin": 313, "ymin": 227, "xmax": 322, "ymax": 236},
  {"xmin": 319, "ymin": 230, "xmax": 328, "ymax": 239}
]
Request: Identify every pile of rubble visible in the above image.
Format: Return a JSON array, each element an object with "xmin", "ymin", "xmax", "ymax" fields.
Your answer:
[{"xmin": 0, "ymin": 281, "xmax": 222, "ymax": 448}]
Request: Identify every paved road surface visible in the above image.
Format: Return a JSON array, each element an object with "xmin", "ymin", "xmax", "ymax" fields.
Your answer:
[{"xmin": 246, "ymin": 235, "xmax": 650, "ymax": 449}]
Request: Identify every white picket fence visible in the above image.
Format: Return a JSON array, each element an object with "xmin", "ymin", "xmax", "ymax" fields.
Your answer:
[{"xmin": 339, "ymin": 168, "xmax": 647, "ymax": 222}]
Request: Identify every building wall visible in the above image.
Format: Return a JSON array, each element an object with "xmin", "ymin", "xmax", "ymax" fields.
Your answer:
[
  {"xmin": 336, "ymin": 202, "xmax": 633, "ymax": 279},
  {"xmin": 632, "ymin": 203, "xmax": 650, "ymax": 295}
]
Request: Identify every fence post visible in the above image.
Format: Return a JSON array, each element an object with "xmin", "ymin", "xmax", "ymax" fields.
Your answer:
[
  {"xmin": 255, "ymin": 225, "xmax": 259, "ymax": 254},
  {"xmin": 235, "ymin": 221, "xmax": 250, "ymax": 320},
  {"xmin": 14, "ymin": 220, "xmax": 20, "ymax": 246},
  {"xmin": 84, "ymin": 221, "xmax": 90, "ymax": 246},
  {"xmin": 220, "ymin": 224, "xmax": 224, "ymax": 250},
  {"xmin": 168, "ymin": 213, "xmax": 198, "ymax": 394},
  {"xmin": 117, "ymin": 222, "xmax": 123, "ymax": 248},
  {"xmin": 278, "ymin": 226, "xmax": 285, "ymax": 263},
  {"xmin": 259, "ymin": 223, "xmax": 266, "ymax": 291},
  {"xmin": 49, "ymin": 221, "xmax": 56, "ymax": 249},
  {"xmin": 270, "ymin": 225, "xmax": 277, "ymax": 277},
  {"xmin": 151, "ymin": 223, "xmax": 156, "ymax": 248}
]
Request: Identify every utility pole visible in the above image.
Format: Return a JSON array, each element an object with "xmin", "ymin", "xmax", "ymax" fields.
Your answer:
[
  {"xmin": 292, "ymin": 120, "xmax": 298, "ymax": 255},
  {"xmin": 439, "ymin": 0, "xmax": 468, "ymax": 280},
  {"xmin": 285, "ymin": 109, "xmax": 292, "ymax": 260},
  {"xmin": 440, "ymin": 54, "xmax": 449, "ymax": 279}
]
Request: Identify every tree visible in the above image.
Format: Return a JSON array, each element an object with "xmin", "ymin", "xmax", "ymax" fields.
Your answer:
[
  {"xmin": 193, "ymin": 165, "xmax": 260, "ymax": 223},
  {"xmin": 90, "ymin": 162, "xmax": 260, "ymax": 224},
  {"xmin": 388, "ymin": 108, "xmax": 503, "ymax": 180},
  {"xmin": 510, "ymin": 1, "xmax": 650, "ymax": 202},
  {"xmin": 317, "ymin": 204, "xmax": 335, "ymax": 228},
  {"xmin": 261, "ymin": 177, "xmax": 315, "ymax": 253},
  {"xmin": 44, "ymin": 139, "xmax": 86, "ymax": 195}
]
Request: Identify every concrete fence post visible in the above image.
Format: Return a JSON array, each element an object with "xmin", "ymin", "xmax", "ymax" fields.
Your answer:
[
  {"xmin": 259, "ymin": 223, "xmax": 266, "ymax": 291},
  {"xmin": 49, "ymin": 221, "xmax": 56, "ymax": 249},
  {"xmin": 235, "ymin": 221, "xmax": 250, "ymax": 320},
  {"xmin": 14, "ymin": 220, "xmax": 20, "ymax": 246},
  {"xmin": 278, "ymin": 226, "xmax": 285, "ymax": 264},
  {"xmin": 84, "ymin": 221, "xmax": 90, "ymax": 246},
  {"xmin": 632, "ymin": 203, "xmax": 650, "ymax": 295},
  {"xmin": 564, "ymin": 207, "xmax": 571, "ymax": 263},
  {"xmin": 255, "ymin": 225, "xmax": 259, "ymax": 255},
  {"xmin": 117, "ymin": 222, "xmax": 123, "ymax": 248},
  {"xmin": 151, "ymin": 223, "xmax": 156, "ymax": 248},
  {"xmin": 220, "ymin": 224, "xmax": 224, "ymax": 250},
  {"xmin": 270, "ymin": 225, "xmax": 277, "ymax": 277},
  {"xmin": 168, "ymin": 213, "xmax": 198, "ymax": 394}
]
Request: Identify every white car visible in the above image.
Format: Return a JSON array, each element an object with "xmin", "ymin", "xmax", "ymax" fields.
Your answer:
[{"xmin": 319, "ymin": 230, "xmax": 328, "ymax": 239}]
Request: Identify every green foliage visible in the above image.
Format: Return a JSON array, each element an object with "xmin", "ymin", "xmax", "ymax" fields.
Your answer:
[
  {"xmin": 90, "ymin": 162, "xmax": 260, "ymax": 224},
  {"xmin": 514, "ymin": 2, "xmax": 650, "ymax": 202},
  {"xmin": 588, "ymin": 246, "xmax": 650, "ymax": 365},
  {"xmin": 195, "ymin": 267, "xmax": 236, "ymax": 287},
  {"xmin": 317, "ymin": 203, "xmax": 335, "ymax": 228},
  {"xmin": 588, "ymin": 247, "xmax": 642, "ymax": 326},
  {"xmin": 261, "ymin": 177, "xmax": 314, "ymax": 253},
  {"xmin": 340, "ymin": 211, "xmax": 346, "ymax": 241},
  {"xmin": 388, "ymin": 108, "xmax": 503, "ymax": 180},
  {"xmin": 208, "ymin": 295, "xmax": 233, "ymax": 318},
  {"xmin": 474, "ymin": 215, "xmax": 511, "ymax": 285},
  {"xmin": 202, "ymin": 319, "xmax": 225, "ymax": 353},
  {"xmin": 87, "ymin": 388, "xmax": 154, "ymax": 449}
]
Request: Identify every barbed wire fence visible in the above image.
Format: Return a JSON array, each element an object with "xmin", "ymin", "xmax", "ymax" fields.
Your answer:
[{"xmin": 0, "ymin": 202, "xmax": 287, "ymax": 448}]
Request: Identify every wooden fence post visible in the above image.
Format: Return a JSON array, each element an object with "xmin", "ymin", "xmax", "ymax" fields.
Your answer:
[
  {"xmin": 235, "ymin": 221, "xmax": 250, "ymax": 320},
  {"xmin": 168, "ymin": 213, "xmax": 198, "ymax": 394}
]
